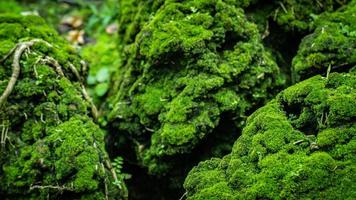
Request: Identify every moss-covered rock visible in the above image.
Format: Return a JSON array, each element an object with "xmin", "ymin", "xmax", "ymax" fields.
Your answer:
[
  {"xmin": 184, "ymin": 72, "xmax": 356, "ymax": 199},
  {"xmin": 108, "ymin": 0, "xmax": 284, "ymax": 175},
  {"xmin": 292, "ymin": 0, "xmax": 356, "ymax": 82},
  {"xmin": 0, "ymin": 14, "xmax": 125, "ymax": 199}
]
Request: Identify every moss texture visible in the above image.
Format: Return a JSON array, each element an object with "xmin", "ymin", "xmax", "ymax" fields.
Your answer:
[
  {"xmin": 271, "ymin": 0, "xmax": 348, "ymax": 32},
  {"xmin": 244, "ymin": 0, "xmax": 349, "ymax": 35},
  {"xmin": 0, "ymin": 14, "xmax": 125, "ymax": 199},
  {"xmin": 292, "ymin": 0, "xmax": 356, "ymax": 82},
  {"xmin": 184, "ymin": 72, "xmax": 356, "ymax": 200},
  {"xmin": 108, "ymin": 0, "xmax": 284, "ymax": 175}
]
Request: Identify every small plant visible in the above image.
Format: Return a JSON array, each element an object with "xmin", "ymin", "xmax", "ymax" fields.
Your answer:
[{"xmin": 112, "ymin": 156, "xmax": 131, "ymax": 190}]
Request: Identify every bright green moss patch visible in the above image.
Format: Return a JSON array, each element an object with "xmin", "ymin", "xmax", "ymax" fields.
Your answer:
[
  {"xmin": 0, "ymin": 14, "xmax": 125, "ymax": 199},
  {"xmin": 292, "ymin": 0, "xmax": 356, "ymax": 81},
  {"xmin": 272, "ymin": 0, "xmax": 348, "ymax": 32},
  {"xmin": 108, "ymin": 0, "xmax": 284, "ymax": 175},
  {"xmin": 184, "ymin": 72, "xmax": 356, "ymax": 200}
]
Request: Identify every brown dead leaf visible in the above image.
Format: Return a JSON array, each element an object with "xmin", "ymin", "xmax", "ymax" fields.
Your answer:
[
  {"xmin": 61, "ymin": 15, "xmax": 83, "ymax": 28},
  {"xmin": 66, "ymin": 30, "xmax": 85, "ymax": 45}
]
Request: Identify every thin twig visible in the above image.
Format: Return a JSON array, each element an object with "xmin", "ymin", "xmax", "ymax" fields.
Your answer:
[
  {"xmin": 30, "ymin": 185, "xmax": 74, "ymax": 191},
  {"xmin": 278, "ymin": 1, "xmax": 288, "ymax": 13},
  {"xmin": 179, "ymin": 192, "xmax": 187, "ymax": 200},
  {"xmin": 262, "ymin": 21, "xmax": 270, "ymax": 39},
  {"xmin": 105, "ymin": 159, "xmax": 119, "ymax": 183},
  {"xmin": 0, "ymin": 45, "xmax": 17, "ymax": 64},
  {"xmin": 42, "ymin": 56, "xmax": 65, "ymax": 77},
  {"xmin": 102, "ymin": 163, "xmax": 109, "ymax": 200},
  {"xmin": 68, "ymin": 63, "xmax": 82, "ymax": 81},
  {"xmin": 81, "ymin": 85, "xmax": 99, "ymax": 120},
  {"xmin": 326, "ymin": 64, "xmax": 331, "ymax": 79},
  {"xmin": 80, "ymin": 60, "xmax": 88, "ymax": 74}
]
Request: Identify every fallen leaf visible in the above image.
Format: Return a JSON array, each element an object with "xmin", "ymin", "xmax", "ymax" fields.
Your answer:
[
  {"xmin": 61, "ymin": 15, "xmax": 83, "ymax": 28},
  {"xmin": 66, "ymin": 30, "xmax": 85, "ymax": 45}
]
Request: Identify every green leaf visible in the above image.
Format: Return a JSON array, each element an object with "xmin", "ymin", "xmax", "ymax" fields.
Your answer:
[
  {"xmin": 96, "ymin": 68, "xmax": 110, "ymax": 83},
  {"xmin": 95, "ymin": 82, "xmax": 109, "ymax": 97},
  {"xmin": 87, "ymin": 75, "xmax": 97, "ymax": 85}
]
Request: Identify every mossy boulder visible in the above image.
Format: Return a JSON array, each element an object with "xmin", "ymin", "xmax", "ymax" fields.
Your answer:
[
  {"xmin": 184, "ymin": 72, "xmax": 356, "ymax": 199},
  {"xmin": 108, "ymin": 0, "xmax": 284, "ymax": 175},
  {"xmin": 0, "ymin": 14, "xmax": 125, "ymax": 199},
  {"xmin": 292, "ymin": 0, "xmax": 356, "ymax": 82}
]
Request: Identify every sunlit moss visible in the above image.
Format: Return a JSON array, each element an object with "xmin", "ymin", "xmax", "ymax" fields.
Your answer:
[
  {"xmin": 108, "ymin": 0, "xmax": 284, "ymax": 175},
  {"xmin": 184, "ymin": 72, "xmax": 356, "ymax": 199}
]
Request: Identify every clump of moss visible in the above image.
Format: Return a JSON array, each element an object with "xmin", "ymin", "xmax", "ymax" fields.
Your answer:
[
  {"xmin": 245, "ymin": 0, "xmax": 349, "ymax": 34},
  {"xmin": 292, "ymin": 0, "xmax": 356, "ymax": 82},
  {"xmin": 184, "ymin": 72, "xmax": 356, "ymax": 199},
  {"xmin": 108, "ymin": 0, "xmax": 284, "ymax": 175},
  {"xmin": 271, "ymin": 0, "xmax": 348, "ymax": 32},
  {"xmin": 0, "ymin": 14, "xmax": 125, "ymax": 199}
]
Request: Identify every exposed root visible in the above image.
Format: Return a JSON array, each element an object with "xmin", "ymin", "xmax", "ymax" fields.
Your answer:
[
  {"xmin": 0, "ymin": 39, "xmax": 52, "ymax": 106},
  {"xmin": 68, "ymin": 63, "xmax": 82, "ymax": 81},
  {"xmin": 278, "ymin": 1, "xmax": 288, "ymax": 13},
  {"xmin": 81, "ymin": 85, "xmax": 99, "ymax": 120},
  {"xmin": 41, "ymin": 56, "xmax": 65, "ymax": 77},
  {"xmin": 30, "ymin": 184, "xmax": 74, "ymax": 192},
  {"xmin": 80, "ymin": 60, "xmax": 88, "ymax": 75},
  {"xmin": 101, "ymin": 163, "xmax": 109, "ymax": 200},
  {"xmin": 0, "ymin": 39, "xmax": 98, "ymax": 120},
  {"xmin": 105, "ymin": 159, "xmax": 119, "ymax": 183},
  {"xmin": 326, "ymin": 64, "xmax": 331, "ymax": 79}
]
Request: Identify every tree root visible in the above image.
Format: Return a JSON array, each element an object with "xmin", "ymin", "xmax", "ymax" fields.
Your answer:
[
  {"xmin": 42, "ymin": 56, "xmax": 65, "ymax": 77},
  {"xmin": 0, "ymin": 39, "xmax": 52, "ymax": 106},
  {"xmin": 0, "ymin": 39, "xmax": 99, "ymax": 120},
  {"xmin": 68, "ymin": 63, "xmax": 82, "ymax": 81}
]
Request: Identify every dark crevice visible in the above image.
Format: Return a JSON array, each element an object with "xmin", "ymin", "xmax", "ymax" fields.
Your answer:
[{"xmin": 105, "ymin": 112, "xmax": 239, "ymax": 200}]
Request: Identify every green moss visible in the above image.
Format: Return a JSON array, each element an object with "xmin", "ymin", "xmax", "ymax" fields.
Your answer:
[
  {"xmin": 184, "ymin": 72, "xmax": 356, "ymax": 199},
  {"xmin": 108, "ymin": 0, "xmax": 284, "ymax": 175},
  {"xmin": 272, "ymin": 0, "xmax": 346, "ymax": 32},
  {"xmin": 0, "ymin": 14, "xmax": 125, "ymax": 199},
  {"xmin": 292, "ymin": 1, "xmax": 356, "ymax": 81}
]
